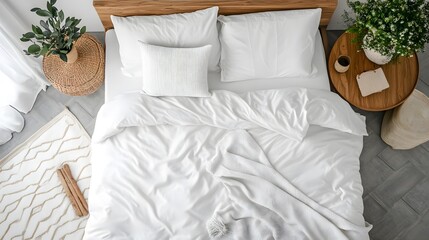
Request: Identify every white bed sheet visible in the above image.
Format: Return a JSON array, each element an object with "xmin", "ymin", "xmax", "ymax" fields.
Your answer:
[{"xmin": 105, "ymin": 29, "xmax": 330, "ymax": 102}]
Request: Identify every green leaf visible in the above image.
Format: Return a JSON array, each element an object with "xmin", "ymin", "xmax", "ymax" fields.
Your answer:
[
  {"xmin": 35, "ymin": 34, "xmax": 45, "ymax": 40},
  {"xmin": 59, "ymin": 53, "xmax": 67, "ymax": 62},
  {"xmin": 39, "ymin": 44, "xmax": 49, "ymax": 56},
  {"xmin": 40, "ymin": 20, "xmax": 50, "ymax": 30},
  {"xmin": 28, "ymin": 44, "xmax": 41, "ymax": 54},
  {"xmin": 65, "ymin": 19, "xmax": 73, "ymax": 28},
  {"xmin": 71, "ymin": 19, "xmax": 81, "ymax": 27},
  {"xmin": 31, "ymin": 25, "xmax": 37, "ymax": 33},
  {"xmin": 52, "ymin": 18, "xmax": 59, "ymax": 29},
  {"xmin": 80, "ymin": 26, "xmax": 86, "ymax": 34},
  {"xmin": 50, "ymin": 0, "xmax": 57, "ymax": 5},
  {"xmin": 51, "ymin": 6, "xmax": 57, "ymax": 17},
  {"xmin": 31, "ymin": 7, "xmax": 41, "ymax": 12},
  {"xmin": 67, "ymin": 36, "xmax": 73, "ymax": 46},
  {"xmin": 32, "ymin": 25, "xmax": 43, "ymax": 34},
  {"xmin": 43, "ymin": 30, "xmax": 52, "ymax": 37},
  {"xmin": 59, "ymin": 10, "xmax": 64, "ymax": 22},
  {"xmin": 23, "ymin": 32, "xmax": 35, "ymax": 38},
  {"xmin": 36, "ymin": 9, "xmax": 52, "ymax": 17},
  {"xmin": 48, "ymin": 18, "xmax": 54, "ymax": 28},
  {"xmin": 20, "ymin": 37, "xmax": 30, "ymax": 42},
  {"xmin": 47, "ymin": 1, "xmax": 53, "ymax": 13}
]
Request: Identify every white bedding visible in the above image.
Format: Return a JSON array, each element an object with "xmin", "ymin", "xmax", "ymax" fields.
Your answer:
[
  {"xmin": 85, "ymin": 88, "xmax": 371, "ymax": 239},
  {"xmin": 104, "ymin": 30, "xmax": 330, "ymax": 102}
]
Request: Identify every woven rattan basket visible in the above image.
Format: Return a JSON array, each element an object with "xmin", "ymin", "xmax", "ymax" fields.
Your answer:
[{"xmin": 43, "ymin": 34, "xmax": 105, "ymax": 96}]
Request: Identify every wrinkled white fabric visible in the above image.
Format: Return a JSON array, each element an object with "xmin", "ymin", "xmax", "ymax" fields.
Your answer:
[
  {"xmin": 0, "ymin": 106, "xmax": 24, "ymax": 145},
  {"xmin": 92, "ymin": 88, "xmax": 367, "ymax": 143},
  {"xmin": 0, "ymin": 1, "xmax": 49, "ymax": 145},
  {"xmin": 207, "ymin": 130, "xmax": 371, "ymax": 240},
  {"xmin": 0, "ymin": 1, "xmax": 48, "ymax": 112},
  {"xmin": 85, "ymin": 88, "xmax": 371, "ymax": 240}
]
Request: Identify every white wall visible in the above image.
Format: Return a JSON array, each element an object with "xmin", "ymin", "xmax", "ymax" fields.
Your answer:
[
  {"xmin": 5, "ymin": 0, "xmax": 104, "ymax": 32},
  {"xmin": 5, "ymin": 0, "xmax": 354, "ymax": 32},
  {"xmin": 327, "ymin": 0, "xmax": 357, "ymax": 30}
]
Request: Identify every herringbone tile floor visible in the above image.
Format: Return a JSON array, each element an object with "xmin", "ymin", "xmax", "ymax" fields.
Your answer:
[{"xmin": 1, "ymin": 31, "xmax": 428, "ymax": 240}]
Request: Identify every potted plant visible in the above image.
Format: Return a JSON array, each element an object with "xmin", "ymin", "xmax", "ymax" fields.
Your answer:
[
  {"xmin": 20, "ymin": 0, "xmax": 86, "ymax": 63},
  {"xmin": 344, "ymin": 0, "xmax": 429, "ymax": 65}
]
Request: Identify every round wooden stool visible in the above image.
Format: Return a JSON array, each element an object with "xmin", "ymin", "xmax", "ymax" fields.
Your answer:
[
  {"xmin": 43, "ymin": 34, "xmax": 105, "ymax": 96},
  {"xmin": 381, "ymin": 89, "xmax": 429, "ymax": 149}
]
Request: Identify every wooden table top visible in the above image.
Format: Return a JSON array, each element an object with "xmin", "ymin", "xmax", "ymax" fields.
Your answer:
[{"xmin": 328, "ymin": 32, "xmax": 419, "ymax": 111}]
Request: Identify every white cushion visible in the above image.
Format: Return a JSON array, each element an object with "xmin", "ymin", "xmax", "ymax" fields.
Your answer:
[
  {"xmin": 139, "ymin": 43, "xmax": 212, "ymax": 97},
  {"xmin": 218, "ymin": 8, "xmax": 321, "ymax": 82},
  {"xmin": 112, "ymin": 7, "xmax": 220, "ymax": 77}
]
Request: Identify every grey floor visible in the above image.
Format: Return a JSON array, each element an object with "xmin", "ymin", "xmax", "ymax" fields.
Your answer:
[{"xmin": 1, "ymin": 31, "xmax": 429, "ymax": 240}]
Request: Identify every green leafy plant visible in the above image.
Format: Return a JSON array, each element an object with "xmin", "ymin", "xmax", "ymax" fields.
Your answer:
[
  {"xmin": 343, "ymin": 0, "xmax": 429, "ymax": 58},
  {"xmin": 20, "ymin": 0, "xmax": 86, "ymax": 62}
]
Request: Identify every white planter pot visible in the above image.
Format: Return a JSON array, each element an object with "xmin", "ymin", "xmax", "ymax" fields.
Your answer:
[
  {"xmin": 363, "ymin": 47, "xmax": 392, "ymax": 65},
  {"xmin": 362, "ymin": 34, "xmax": 393, "ymax": 65}
]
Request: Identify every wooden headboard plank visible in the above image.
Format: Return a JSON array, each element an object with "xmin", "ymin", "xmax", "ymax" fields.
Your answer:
[{"xmin": 94, "ymin": 0, "xmax": 337, "ymax": 30}]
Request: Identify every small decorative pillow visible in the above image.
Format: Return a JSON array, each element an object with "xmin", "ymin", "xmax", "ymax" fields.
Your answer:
[
  {"xmin": 111, "ymin": 7, "xmax": 220, "ymax": 78},
  {"xmin": 218, "ymin": 8, "xmax": 322, "ymax": 82},
  {"xmin": 139, "ymin": 43, "xmax": 212, "ymax": 97}
]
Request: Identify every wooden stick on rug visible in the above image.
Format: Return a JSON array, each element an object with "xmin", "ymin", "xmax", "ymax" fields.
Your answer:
[{"xmin": 57, "ymin": 164, "xmax": 88, "ymax": 217}]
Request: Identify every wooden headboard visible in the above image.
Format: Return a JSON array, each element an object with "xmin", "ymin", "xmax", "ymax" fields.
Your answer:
[{"xmin": 94, "ymin": 0, "xmax": 337, "ymax": 30}]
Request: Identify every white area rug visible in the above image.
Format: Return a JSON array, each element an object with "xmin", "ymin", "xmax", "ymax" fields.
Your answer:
[{"xmin": 0, "ymin": 109, "xmax": 91, "ymax": 239}]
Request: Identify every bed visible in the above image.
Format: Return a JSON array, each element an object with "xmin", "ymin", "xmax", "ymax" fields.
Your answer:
[{"xmin": 85, "ymin": 1, "xmax": 372, "ymax": 239}]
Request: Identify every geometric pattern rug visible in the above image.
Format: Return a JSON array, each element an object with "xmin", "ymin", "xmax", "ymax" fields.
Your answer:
[{"xmin": 0, "ymin": 109, "xmax": 91, "ymax": 239}]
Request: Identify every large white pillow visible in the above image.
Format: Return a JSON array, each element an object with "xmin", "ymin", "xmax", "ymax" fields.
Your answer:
[
  {"xmin": 139, "ymin": 42, "xmax": 212, "ymax": 97},
  {"xmin": 112, "ymin": 7, "xmax": 220, "ymax": 77},
  {"xmin": 218, "ymin": 8, "xmax": 322, "ymax": 82}
]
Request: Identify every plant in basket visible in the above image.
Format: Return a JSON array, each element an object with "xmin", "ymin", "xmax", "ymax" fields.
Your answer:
[{"xmin": 20, "ymin": 0, "xmax": 86, "ymax": 63}]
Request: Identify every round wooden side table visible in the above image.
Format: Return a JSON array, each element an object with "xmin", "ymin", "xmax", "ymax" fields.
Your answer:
[
  {"xmin": 328, "ymin": 32, "xmax": 419, "ymax": 111},
  {"xmin": 43, "ymin": 34, "xmax": 105, "ymax": 96}
]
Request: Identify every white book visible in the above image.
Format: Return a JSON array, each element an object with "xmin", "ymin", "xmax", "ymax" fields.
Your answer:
[{"xmin": 356, "ymin": 68, "xmax": 390, "ymax": 97}]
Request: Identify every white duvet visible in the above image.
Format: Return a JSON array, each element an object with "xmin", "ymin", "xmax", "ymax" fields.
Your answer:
[{"xmin": 85, "ymin": 88, "xmax": 372, "ymax": 240}]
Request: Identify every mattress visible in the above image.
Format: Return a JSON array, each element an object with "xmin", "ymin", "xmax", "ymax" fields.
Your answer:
[{"xmin": 104, "ymin": 29, "xmax": 330, "ymax": 101}]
